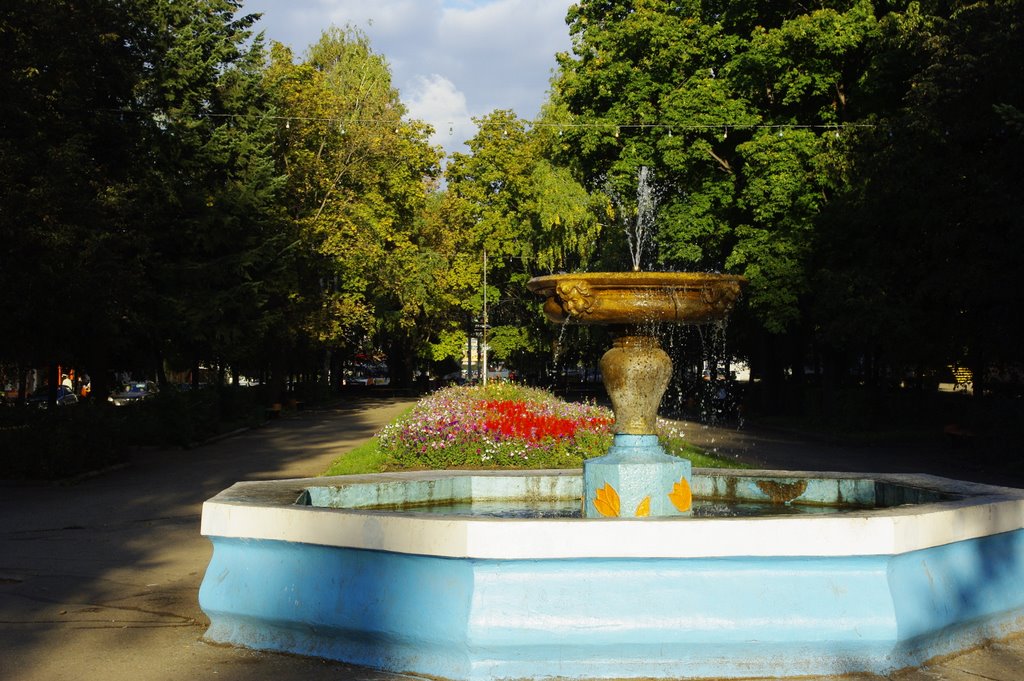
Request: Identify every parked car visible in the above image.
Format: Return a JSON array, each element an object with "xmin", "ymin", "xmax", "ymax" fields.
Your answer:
[
  {"xmin": 345, "ymin": 365, "xmax": 390, "ymax": 386},
  {"xmin": 27, "ymin": 385, "xmax": 79, "ymax": 409},
  {"xmin": 347, "ymin": 374, "xmax": 391, "ymax": 386},
  {"xmin": 108, "ymin": 381, "xmax": 157, "ymax": 406}
]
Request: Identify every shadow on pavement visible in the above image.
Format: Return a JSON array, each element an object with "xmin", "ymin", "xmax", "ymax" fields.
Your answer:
[{"xmin": 0, "ymin": 397, "xmax": 415, "ymax": 681}]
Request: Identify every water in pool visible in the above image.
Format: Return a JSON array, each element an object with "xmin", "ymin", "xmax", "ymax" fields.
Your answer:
[{"xmin": 376, "ymin": 498, "xmax": 846, "ymax": 518}]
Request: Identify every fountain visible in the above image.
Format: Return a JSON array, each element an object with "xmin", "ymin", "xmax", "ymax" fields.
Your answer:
[
  {"xmin": 198, "ymin": 170, "xmax": 1024, "ymax": 679},
  {"xmin": 525, "ymin": 271, "xmax": 745, "ymax": 517},
  {"xmin": 198, "ymin": 276, "xmax": 1024, "ymax": 680},
  {"xmin": 522, "ymin": 167, "xmax": 748, "ymax": 518}
]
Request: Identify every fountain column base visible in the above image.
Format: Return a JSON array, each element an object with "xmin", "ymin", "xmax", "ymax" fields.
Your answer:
[
  {"xmin": 585, "ymin": 330, "xmax": 693, "ymax": 518},
  {"xmin": 584, "ymin": 435, "xmax": 692, "ymax": 517}
]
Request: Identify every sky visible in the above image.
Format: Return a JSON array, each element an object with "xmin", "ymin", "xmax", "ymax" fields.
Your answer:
[{"xmin": 241, "ymin": 0, "xmax": 576, "ymax": 155}]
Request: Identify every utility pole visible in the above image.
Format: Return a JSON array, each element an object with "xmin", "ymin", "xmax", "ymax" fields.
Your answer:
[{"xmin": 482, "ymin": 249, "xmax": 488, "ymax": 387}]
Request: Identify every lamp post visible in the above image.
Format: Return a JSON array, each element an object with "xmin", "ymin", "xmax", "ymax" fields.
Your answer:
[{"xmin": 481, "ymin": 250, "xmax": 488, "ymax": 387}]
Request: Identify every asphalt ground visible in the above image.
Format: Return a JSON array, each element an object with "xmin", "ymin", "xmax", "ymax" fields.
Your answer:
[
  {"xmin": 2, "ymin": 397, "xmax": 1024, "ymax": 681},
  {"xmin": 676, "ymin": 416, "xmax": 1024, "ymax": 489}
]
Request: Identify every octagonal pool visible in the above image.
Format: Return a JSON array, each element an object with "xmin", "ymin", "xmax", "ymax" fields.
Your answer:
[{"xmin": 200, "ymin": 469, "xmax": 1024, "ymax": 680}]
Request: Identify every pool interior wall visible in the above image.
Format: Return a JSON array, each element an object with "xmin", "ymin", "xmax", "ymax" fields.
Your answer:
[
  {"xmin": 298, "ymin": 470, "xmax": 957, "ymax": 512},
  {"xmin": 199, "ymin": 469, "xmax": 1024, "ymax": 681}
]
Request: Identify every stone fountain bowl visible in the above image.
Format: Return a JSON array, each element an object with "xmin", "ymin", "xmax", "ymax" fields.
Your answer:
[{"xmin": 526, "ymin": 271, "xmax": 746, "ymax": 325}]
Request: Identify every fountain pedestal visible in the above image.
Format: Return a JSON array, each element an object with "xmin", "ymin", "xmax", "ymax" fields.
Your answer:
[
  {"xmin": 584, "ymin": 434, "xmax": 692, "ymax": 517},
  {"xmin": 585, "ymin": 330, "xmax": 692, "ymax": 517}
]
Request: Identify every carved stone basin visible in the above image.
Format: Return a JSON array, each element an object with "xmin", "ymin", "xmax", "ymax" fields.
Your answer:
[{"xmin": 525, "ymin": 271, "xmax": 746, "ymax": 325}]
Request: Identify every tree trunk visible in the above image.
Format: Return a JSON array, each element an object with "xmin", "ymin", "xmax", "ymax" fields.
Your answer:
[
  {"xmin": 47, "ymin": 362, "xmax": 59, "ymax": 409},
  {"xmin": 155, "ymin": 349, "xmax": 168, "ymax": 388},
  {"xmin": 756, "ymin": 329, "xmax": 785, "ymax": 416},
  {"xmin": 321, "ymin": 349, "xmax": 333, "ymax": 389},
  {"xmin": 386, "ymin": 335, "xmax": 415, "ymax": 388},
  {"xmin": 268, "ymin": 350, "xmax": 288, "ymax": 405},
  {"xmin": 17, "ymin": 364, "xmax": 28, "ymax": 407}
]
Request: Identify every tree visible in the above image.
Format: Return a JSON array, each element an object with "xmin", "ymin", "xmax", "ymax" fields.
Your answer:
[
  {"xmin": 131, "ymin": 0, "xmax": 286, "ymax": 389},
  {"xmin": 267, "ymin": 27, "xmax": 442, "ymax": 387},
  {"xmin": 552, "ymin": 0, "xmax": 876, "ymax": 334},
  {"xmin": 0, "ymin": 0, "xmax": 291, "ymax": 400},
  {"xmin": 445, "ymin": 109, "xmax": 603, "ymax": 370},
  {"xmin": 817, "ymin": 0, "xmax": 1024, "ymax": 394},
  {"xmin": 1, "ymin": 0, "xmax": 156, "ymax": 401}
]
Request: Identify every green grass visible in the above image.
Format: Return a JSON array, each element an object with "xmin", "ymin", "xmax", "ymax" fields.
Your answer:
[
  {"xmin": 322, "ymin": 432, "xmax": 747, "ymax": 476},
  {"xmin": 658, "ymin": 421, "xmax": 749, "ymax": 469},
  {"xmin": 322, "ymin": 437, "xmax": 387, "ymax": 476}
]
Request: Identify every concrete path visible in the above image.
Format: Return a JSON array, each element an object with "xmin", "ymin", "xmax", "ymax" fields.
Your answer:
[
  {"xmin": 2, "ymin": 398, "xmax": 1023, "ymax": 681},
  {"xmin": 0, "ymin": 398, "xmax": 416, "ymax": 681}
]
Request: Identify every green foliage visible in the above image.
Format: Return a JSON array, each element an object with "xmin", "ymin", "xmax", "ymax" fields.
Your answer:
[
  {"xmin": 429, "ymin": 328, "xmax": 468, "ymax": 362},
  {"xmin": 1, "ymin": 0, "xmax": 149, "ymax": 376},
  {"xmin": 1, "ymin": 7, "xmax": 446, "ymax": 394},
  {"xmin": 0, "ymin": 0, "xmax": 288, "ymax": 396},
  {"xmin": 541, "ymin": 0, "xmax": 1024, "ymax": 412},
  {"xmin": 485, "ymin": 326, "xmax": 532, "ymax": 361},
  {"xmin": 812, "ymin": 0, "xmax": 1024, "ymax": 385},
  {"xmin": 267, "ymin": 27, "xmax": 443, "ymax": 385},
  {"xmin": 3, "ymin": 0, "xmax": 1023, "ymax": 424},
  {"xmin": 551, "ymin": 0, "xmax": 875, "ymax": 332},
  {"xmin": 444, "ymin": 110, "xmax": 604, "ymax": 362}
]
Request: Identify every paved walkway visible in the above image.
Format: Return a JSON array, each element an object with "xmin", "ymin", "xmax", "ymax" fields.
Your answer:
[
  {"xmin": 677, "ymin": 417, "xmax": 1024, "ymax": 489},
  {"xmin": 0, "ymin": 398, "xmax": 416, "ymax": 681},
  {"xmin": 1, "ymin": 399, "xmax": 1023, "ymax": 681}
]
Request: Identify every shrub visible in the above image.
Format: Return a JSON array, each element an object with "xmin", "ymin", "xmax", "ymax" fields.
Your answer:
[
  {"xmin": 122, "ymin": 385, "xmax": 266, "ymax": 447},
  {"xmin": 0, "ymin": 405, "xmax": 127, "ymax": 479}
]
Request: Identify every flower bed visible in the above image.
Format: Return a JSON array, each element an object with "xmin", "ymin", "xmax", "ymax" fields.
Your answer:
[{"xmin": 379, "ymin": 384, "xmax": 614, "ymax": 469}]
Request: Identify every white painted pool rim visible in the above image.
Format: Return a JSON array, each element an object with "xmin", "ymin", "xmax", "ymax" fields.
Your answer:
[{"xmin": 200, "ymin": 469, "xmax": 1024, "ymax": 559}]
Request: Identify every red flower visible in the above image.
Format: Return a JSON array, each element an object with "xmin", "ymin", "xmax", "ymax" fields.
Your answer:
[{"xmin": 477, "ymin": 399, "xmax": 609, "ymax": 442}]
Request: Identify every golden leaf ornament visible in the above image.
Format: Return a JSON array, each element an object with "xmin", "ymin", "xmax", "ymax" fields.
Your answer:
[
  {"xmin": 635, "ymin": 496, "xmax": 651, "ymax": 517},
  {"xmin": 668, "ymin": 477, "xmax": 692, "ymax": 513},
  {"xmin": 593, "ymin": 483, "xmax": 621, "ymax": 518}
]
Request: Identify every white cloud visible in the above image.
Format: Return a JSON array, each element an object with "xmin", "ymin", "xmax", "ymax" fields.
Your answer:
[
  {"xmin": 404, "ymin": 74, "xmax": 474, "ymax": 152},
  {"xmin": 243, "ymin": 0, "xmax": 573, "ymax": 155},
  {"xmin": 436, "ymin": 0, "xmax": 572, "ymax": 114}
]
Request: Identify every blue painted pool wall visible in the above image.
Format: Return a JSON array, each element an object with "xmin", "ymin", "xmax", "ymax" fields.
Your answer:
[
  {"xmin": 200, "ymin": 539, "xmax": 479, "ymax": 676},
  {"xmin": 888, "ymin": 529, "xmax": 1024, "ymax": 642},
  {"xmin": 200, "ymin": 530, "xmax": 1024, "ymax": 680}
]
